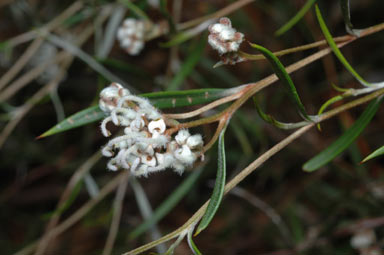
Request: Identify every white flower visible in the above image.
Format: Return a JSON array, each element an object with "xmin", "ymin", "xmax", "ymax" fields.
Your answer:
[
  {"xmin": 99, "ymin": 82, "xmax": 205, "ymax": 176},
  {"xmin": 148, "ymin": 119, "xmax": 166, "ymax": 137},
  {"xmin": 99, "ymin": 83, "xmax": 130, "ymax": 113},
  {"xmin": 208, "ymin": 17, "xmax": 244, "ymax": 55},
  {"xmin": 117, "ymin": 18, "xmax": 146, "ymax": 55},
  {"xmin": 174, "ymin": 145, "xmax": 196, "ymax": 165},
  {"xmin": 175, "ymin": 129, "xmax": 190, "ymax": 145},
  {"xmin": 141, "ymin": 155, "xmax": 157, "ymax": 167},
  {"xmin": 187, "ymin": 134, "xmax": 203, "ymax": 150}
]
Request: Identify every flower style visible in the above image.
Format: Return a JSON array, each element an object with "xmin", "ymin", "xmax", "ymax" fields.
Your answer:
[
  {"xmin": 117, "ymin": 18, "xmax": 147, "ymax": 55},
  {"xmin": 208, "ymin": 17, "xmax": 244, "ymax": 55},
  {"xmin": 99, "ymin": 83, "xmax": 204, "ymax": 177}
]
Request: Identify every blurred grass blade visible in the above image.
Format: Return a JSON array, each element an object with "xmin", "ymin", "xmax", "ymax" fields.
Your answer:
[
  {"xmin": 167, "ymin": 36, "xmax": 206, "ymax": 91},
  {"xmin": 340, "ymin": 0, "xmax": 359, "ymax": 35},
  {"xmin": 129, "ymin": 167, "xmax": 203, "ymax": 239},
  {"xmin": 43, "ymin": 181, "xmax": 83, "ymax": 218},
  {"xmin": 38, "ymin": 88, "xmax": 228, "ymax": 138},
  {"xmin": 362, "ymin": 145, "xmax": 384, "ymax": 163},
  {"xmin": 161, "ymin": 31, "xmax": 193, "ymax": 48},
  {"xmin": 249, "ymin": 43, "xmax": 310, "ymax": 120},
  {"xmin": 161, "ymin": 22, "xmax": 210, "ymax": 48},
  {"xmin": 47, "ymin": 34, "xmax": 134, "ymax": 91},
  {"xmin": 97, "ymin": 57, "xmax": 150, "ymax": 78},
  {"xmin": 303, "ymin": 97, "xmax": 383, "ymax": 172},
  {"xmin": 119, "ymin": 0, "xmax": 150, "ymax": 21},
  {"xmin": 38, "ymin": 105, "xmax": 106, "ymax": 139},
  {"xmin": 187, "ymin": 227, "xmax": 202, "ymax": 255},
  {"xmin": 160, "ymin": 0, "xmax": 176, "ymax": 33},
  {"xmin": 275, "ymin": 0, "xmax": 317, "ymax": 36},
  {"xmin": 315, "ymin": 5, "xmax": 369, "ymax": 86},
  {"xmin": 195, "ymin": 125, "xmax": 227, "ymax": 235}
]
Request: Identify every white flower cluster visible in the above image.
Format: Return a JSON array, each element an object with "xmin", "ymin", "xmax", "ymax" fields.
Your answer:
[
  {"xmin": 117, "ymin": 18, "xmax": 146, "ymax": 56},
  {"xmin": 208, "ymin": 17, "xmax": 244, "ymax": 55},
  {"xmin": 99, "ymin": 83, "xmax": 204, "ymax": 177}
]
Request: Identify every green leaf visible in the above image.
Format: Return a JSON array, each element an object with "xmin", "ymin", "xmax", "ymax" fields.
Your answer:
[
  {"xmin": 143, "ymin": 88, "xmax": 226, "ymax": 108},
  {"xmin": 38, "ymin": 88, "xmax": 228, "ymax": 138},
  {"xmin": 167, "ymin": 36, "xmax": 206, "ymax": 90},
  {"xmin": 303, "ymin": 97, "xmax": 383, "ymax": 172},
  {"xmin": 38, "ymin": 105, "xmax": 106, "ymax": 139},
  {"xmin": 317, "ymin": 95, "xmax": 344, "ymax": 130},
  {"xmin": 315, "ymin": 5, "xmax": 370, "ymax": 86},
  {"xmin": 195, "ymin": 125, "xmax": 227, "ymax": 235},
  {"xmin": 249, "ymin": 43, "xmax": 311, "ymax": 121},
  {"xmin": 275, "ymin": 0, "xmax": 317, "ymax": 36},
  {"xmin": 129, "ymin": 167, "xmax": 203, "ymax": 239},
  {"xmin": 187, "ymin": 227, "xmax": 202, "ymax": 255},
  {"xmin": 362, "ymin": 145, "xmax": 384, "ymax": 163}
]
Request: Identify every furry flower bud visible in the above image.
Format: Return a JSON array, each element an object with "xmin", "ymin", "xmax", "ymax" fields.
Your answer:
[{"xmin": 208, "ymin": 17, "xmax": 244, "ymax": 55}]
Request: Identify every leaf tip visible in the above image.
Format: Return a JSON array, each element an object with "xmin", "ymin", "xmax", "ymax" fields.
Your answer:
[{"xmin": 193, "ymin": 228, "xmax": 201, "ymax": 237}]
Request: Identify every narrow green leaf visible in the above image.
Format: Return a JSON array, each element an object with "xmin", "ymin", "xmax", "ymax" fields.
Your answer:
[
  {"xmin": 317, "ymin": 95, "xmax": 344, "ymax": 130},
  {"xmin": 167, "ymin": 36, "xmax": 206, "ymax": 90},
  {"xmin": 303, "ymin": 98, "xmax": 383, "ymax": 172},
  {"xmin": 143, "ymin": 88, "xmax": 226, "ymax": 108},
  {"xmin": 195, "ymin": 126, "xmax": 227, "ymax": 235},
  {"xmin": 129, "ymin": 167, "xmax": 203, "ymax": 239},
  {"xmin": 362, "ymin": 145, "xmax": 384, "ymax": 163},
  {"xmin": 315, "ymin": 5, "xmax": 370, "ymax": 86},
  {"xmin": 187, "ymin": 227, "xmax": 202, "ymax": 255},
  {"xmin": 249, "ymin": 43, "xmax": 310, "ymax": 121},
  {"xmin": 38, "ymin": 105, "xmax": 106, "ymax": 139},
  {"xmin": 38, "ymin": 88, "xmax": 228, "ymax": 138},
  {"xmin": 275, "ymin": 0, "xmax": 317, "ymax": 36}
]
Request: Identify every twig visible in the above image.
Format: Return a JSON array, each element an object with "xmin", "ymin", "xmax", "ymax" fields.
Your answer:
[
  {"xmin": 239, "ymin": 35, "xmax": 353, "ymax": 61},
  {"xmin": 5, "ymin": 1, "xmax": 84, "ymax": 47},
  {"xmin": 0, "ymin": 37, "xmax": 44, "ymax": 91},
  {"xmin": 0, "ymin": 57, "xmax": 70, "ymax": 149},
  {"xmin": 0, "ymin": 51, "xmax": 68, "ymax": 102},
  {"xmin": 102, "ymin": 171, "xmax": 130, "ymax": 255},
  {"xmin": 177, "ymin": 0, "xmax": 255, "ymax": 30},
  {"xmin": 47, "ymin": 33, "xmax": 136, "ymax": 92}
]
